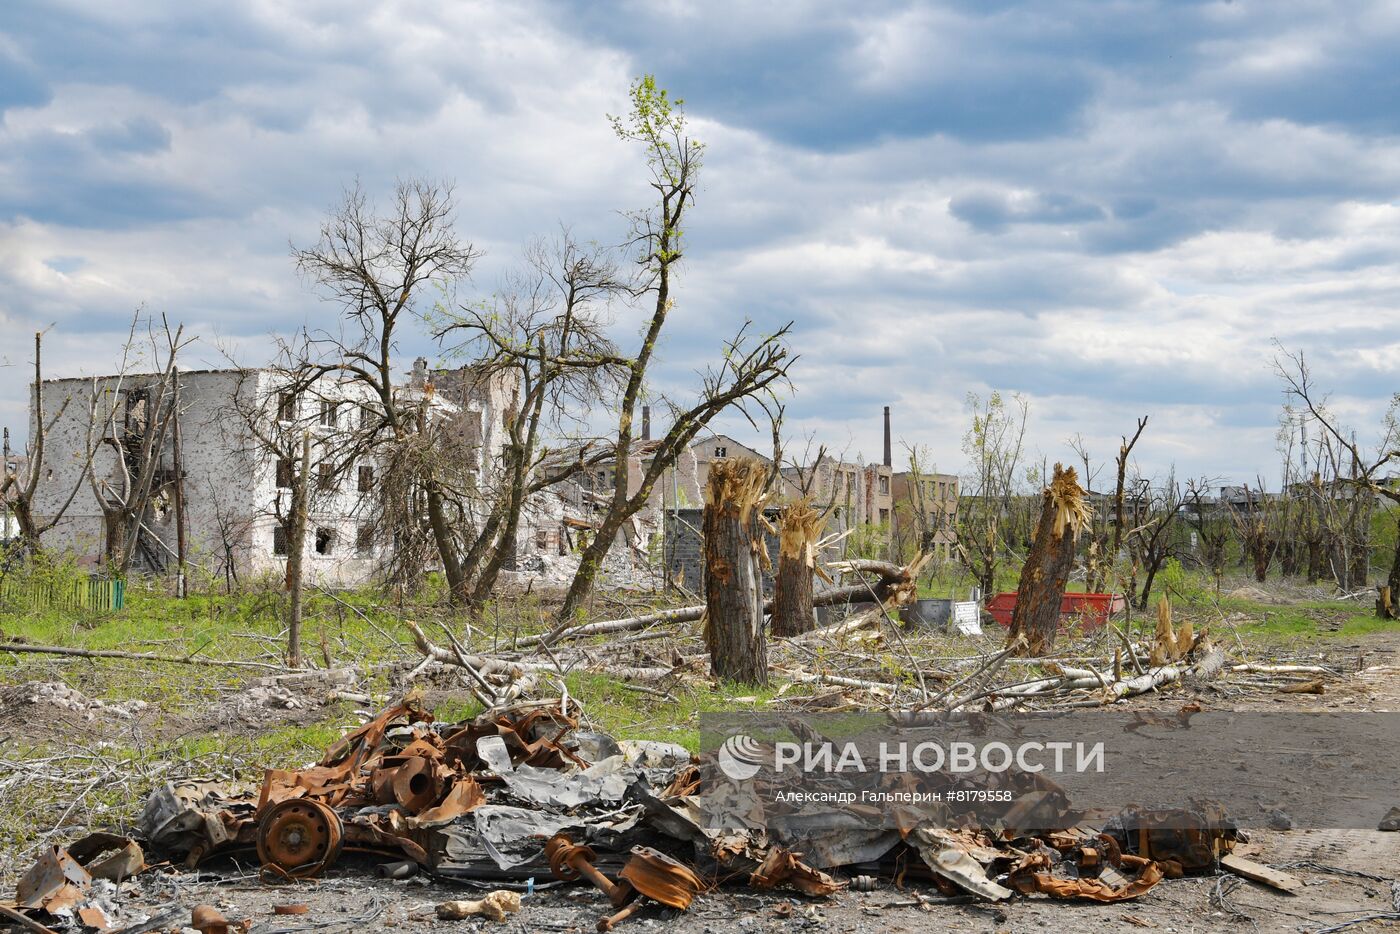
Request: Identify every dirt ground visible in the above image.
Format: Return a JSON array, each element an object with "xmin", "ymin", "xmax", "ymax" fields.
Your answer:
[
  {"xmin": 6, "ymin": 635, "xmax": 1395, "ymax": 933},
  {"xmin": 4, "ymin": 615, "xmax": 1399, "ymax": 933},
  {"xmin": 80, "ymin": 825, "xmax": 1400, "ymax": 934}
]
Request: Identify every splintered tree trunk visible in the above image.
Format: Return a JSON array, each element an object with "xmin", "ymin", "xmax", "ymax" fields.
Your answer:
[
  {"xmin": 772, "ymin": 500, "xmax": 825, "ymax": 637},
  {"xmin": 1008, "ymin": 464, "xmax": 1090, "ymax": 657},
  {"xmin": 703, "ymin": 458, "xmax": 770, "ymax": 685}
]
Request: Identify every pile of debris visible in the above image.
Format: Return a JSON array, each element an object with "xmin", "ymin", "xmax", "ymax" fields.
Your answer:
[
  {"xmin": 4, "ymin": 690, "xmax": 1303, "ymax": 933},
  {"xmin": 8, "ymin": 681, "xmax": 148, "ymax": 721}
]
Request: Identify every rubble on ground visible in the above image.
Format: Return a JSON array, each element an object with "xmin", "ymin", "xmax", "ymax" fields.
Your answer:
[
  {"xmin": 5, "ymin": 691, "xmax": 1300, "ymax": 932},
  {"xmin": 9, "ymin": 681, "xmax": 148, "ymax": 720}
]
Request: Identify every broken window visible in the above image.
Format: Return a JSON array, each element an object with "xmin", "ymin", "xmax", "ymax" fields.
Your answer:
[
  {"xmin": 879, "ymin": 475, "xmax": 890, "ymax": 495},
  {"xmin": 124, "ymin": 390, "xmax": 149, "ymax": 435},
  {"xmin": 276, "ymin": 458, "xmax": 293, "ymax": 489},
  {"xmin": 358, "ymin": 464, "xmax": 374, "ymax": 493},
  {"xmin": 278, "ymin": 392, "xmax": 296, "ymax": 422},
  {"xmin": 879, "ymin": 508, "xmax": 890, "ymax": 524},
  {"xmin": 356, "ymin": 524, "xmax": 375, "ymax": 556},
  {"xmin": 714, "ymin": 446, "xmax": 727, "ymax": 458},
  {"xmin": 320, "ymin": 400, "xmax": 338, "ymax": 427},
  {"xmin": 318, "ymin": 462, "xmax": 336, "ymax": 492},
  {"xmin": 272, "ymin": 525, "xmax": 289, "ymax": 556},
  {"xmin": 315, "ymin": 527, "xmax": 334, "ymax": 555},
  {"xmin": 536, "ymin": 528, "xmax": 550, "ymax": 551}
]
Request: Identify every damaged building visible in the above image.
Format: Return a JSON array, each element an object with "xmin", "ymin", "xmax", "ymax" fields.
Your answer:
[
  {"xmin": 25, "ymin": 362, "xmax": 513, "ymax": 586},
  {"xmin": 22, "ymin": 359, "xmax": 953, "ymax": 597}
]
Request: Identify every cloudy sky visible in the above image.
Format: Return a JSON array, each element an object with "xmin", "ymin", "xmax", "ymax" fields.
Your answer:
[{"xmin": 2, "ymin": 0, "xmax": 1398, "ymax": 487}]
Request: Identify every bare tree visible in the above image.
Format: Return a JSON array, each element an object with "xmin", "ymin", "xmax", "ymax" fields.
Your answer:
[
  {"xmin": 292, "ymin": 178, "xmax": 481, "ymax": 603},
  {"xmin": 1, "ymin": 332, "xmax": 109, "ymax": 556},
  {"xmin": 1274, "ymin": 346, "xmax": 1399, "ymax": 613},
  {"xmin": 1183, "ymin": 477, "xmax": 1229, "ymax": 592},
  {"xmin": 1225, "ymin": 479, "xmax": 1276, "ymax": 584},
  {"xmin": 1102, "ymin": 417, "xmax": 1148, "ymax": 593},
  {"xmin": 891, "ymin": 443, "xmax": 946, "ymax": 566},
  {"xmin": 1125, "ymin": 470, "xmax": 1185, "ymax": 609},
  {"xmin": 432, "ymin": 233, "xmax": 628, "ymax": 608},
  {"xmin": 87, "ymin": 317, "xmax": 194, "ymax": 576},
  {"xmin": 551, "ymin": 77, "xmax": 793, "ymax": 627}
]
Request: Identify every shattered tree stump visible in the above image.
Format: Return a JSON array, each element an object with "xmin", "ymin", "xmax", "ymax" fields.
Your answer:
[
  {"xmin": 703, "ymin": 458, "xmax": 771, "ymax": 685},
  {"xmin": 771, "ymin": 500, "xmax": 826, "ymax": 637},
  {"xmin": 1008, "ymin": 463, "xmax": 1091, "ymax": 657}
]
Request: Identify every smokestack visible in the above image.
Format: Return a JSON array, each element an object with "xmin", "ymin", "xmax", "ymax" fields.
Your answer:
[
  {"xmin": 642, "ymin": 405, "xmax": 651, "ymax": 441},
  {"xmin": 883, "ymin": 406, "xmax": 892, "ymax": 468}
]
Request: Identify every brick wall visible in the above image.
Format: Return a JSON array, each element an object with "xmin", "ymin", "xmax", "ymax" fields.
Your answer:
[{"xmin": 663, "ymin": 507, "xmax": 781, "ymax": 595}]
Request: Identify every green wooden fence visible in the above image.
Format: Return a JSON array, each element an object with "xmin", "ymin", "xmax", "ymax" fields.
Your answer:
[{"xmin": 0, "ymin": 576, "xmax": 125, "ymax": 613}]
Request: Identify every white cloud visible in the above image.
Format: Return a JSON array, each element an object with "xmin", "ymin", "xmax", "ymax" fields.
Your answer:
[{"xmin": 2, "ymin": 0, "xmax": 1399, "ymax": 487}]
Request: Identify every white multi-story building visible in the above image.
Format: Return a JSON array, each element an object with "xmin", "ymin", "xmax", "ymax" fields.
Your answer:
[{"xmin": 26, "ymin": 362, "xmax": 514, "ymax": 586}]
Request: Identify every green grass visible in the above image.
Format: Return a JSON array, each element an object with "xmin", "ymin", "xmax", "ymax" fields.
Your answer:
[
  {"xmin": 6, "ymin": 559, "xmax": 1399, "ymax": 768},
  {"xmin": 0, "ymin": 572, "xmax": 767, "ymax": 759},
  {"xmin": 559, "ymin": 671, "xmax": 794, "ymax": 753},
  {"xmin": 1222, "ymin": 601, "xmax": 1392, "ymax": 640}
]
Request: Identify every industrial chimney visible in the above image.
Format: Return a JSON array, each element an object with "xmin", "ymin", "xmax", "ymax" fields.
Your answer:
[
  {"xmin": 883, "ymin": 406, "xmax": 892, "ymax": 468},
  {"xmin": 642, "ymin": 405, "xmax": 652, "ymax": 441}
]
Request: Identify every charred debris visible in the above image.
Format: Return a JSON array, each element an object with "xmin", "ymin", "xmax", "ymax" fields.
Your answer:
[{"xmin": 8, "ymin": 684, "xmax": 1325, "ymax": 933}]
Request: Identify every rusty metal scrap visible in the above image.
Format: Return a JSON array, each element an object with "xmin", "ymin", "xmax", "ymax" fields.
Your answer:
[
  {"xmin": 15, "ymin": 846, "xmax": 91, "ymax": 913},
  {"xmin": 190, "ymin": 904, "xmax": 249, "ymax": 934},
  {"xmin": 255, "ymin": 798, "xmax": 345, "ymax": 879},
  {"xmin": 9, "ymin": 835, "xmax": 149, "ymax": 931},
  {"xmin": 1007, "ymin": 849, "xmax": 1165, "ymax": 903},
  {"xmin": 65, "ymin": 832, "xmax": 145, "ymax": 883},
  {"xmin": 619, "ymin": 846, "xmax": 705, "ymax": 909},
  {"xmin": 10, "ymin": 691, "xmax": 1287, "ymax": 933},
  {"xmin": 1101, "ymin": 803, "xmax": 1238, "ymax": 874},
  {"xmin": 748, "ymin": 846, "xmax": 842, "ymax": 897},
  {"xmin": 547, "ymin": 834, "xmax": 633, "ymax": 906}
]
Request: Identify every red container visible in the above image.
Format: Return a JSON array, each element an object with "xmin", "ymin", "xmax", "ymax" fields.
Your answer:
[{"xmin": 986, "ymin": 592, "xmax": 1125, "ymax": 630}]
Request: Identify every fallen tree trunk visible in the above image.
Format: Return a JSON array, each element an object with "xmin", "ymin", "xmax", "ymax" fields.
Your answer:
[
  {"xmin": 769, "ymin": 666, "xmax": 898, "ymax": 695},
  {"xmin": 520, "ymin": 555, "xmax": 931, "ymax": 650},
  {"xmin": 0, "ymin": 641, "xmax": 303, "ymax": 672},
  {"xmin": 1008, "ymin": 464, "xmax": 1091, "ymax": 657},
  {"xmin": 405, "ymin": 622, "xmax": 674, "ymax": 684},
  {"xmin": 947, "ymin": 658, "xmax": 1199, "ymax": 715},
  {"xmin": 702, "ymin": 458, "xmax": 770, "ymax": 686},
  {"xmin": 514, "ymin": 604, "xmax": 707, "ymax": 649},
  {"xmin": 1229, "ymin": 663, "xmax": 1334, "ymax": 675},
  {"xmin": 827, "ymin": 558, "xmax": 906, "ymax": 579}
]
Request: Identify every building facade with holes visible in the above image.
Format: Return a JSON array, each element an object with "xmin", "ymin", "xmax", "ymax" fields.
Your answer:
[{"xmin": 26, "ymin": 363, "xmax": 513, "ymax": 587}]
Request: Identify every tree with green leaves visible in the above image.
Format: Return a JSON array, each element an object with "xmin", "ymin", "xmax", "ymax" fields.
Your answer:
[
  {"xmin": 954, "ymin": 391, "xmax": 1029, "ymax": 598},
  {"xmin": 549, "ymin": 76, "xmax": 792, "ymax": 630}
]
